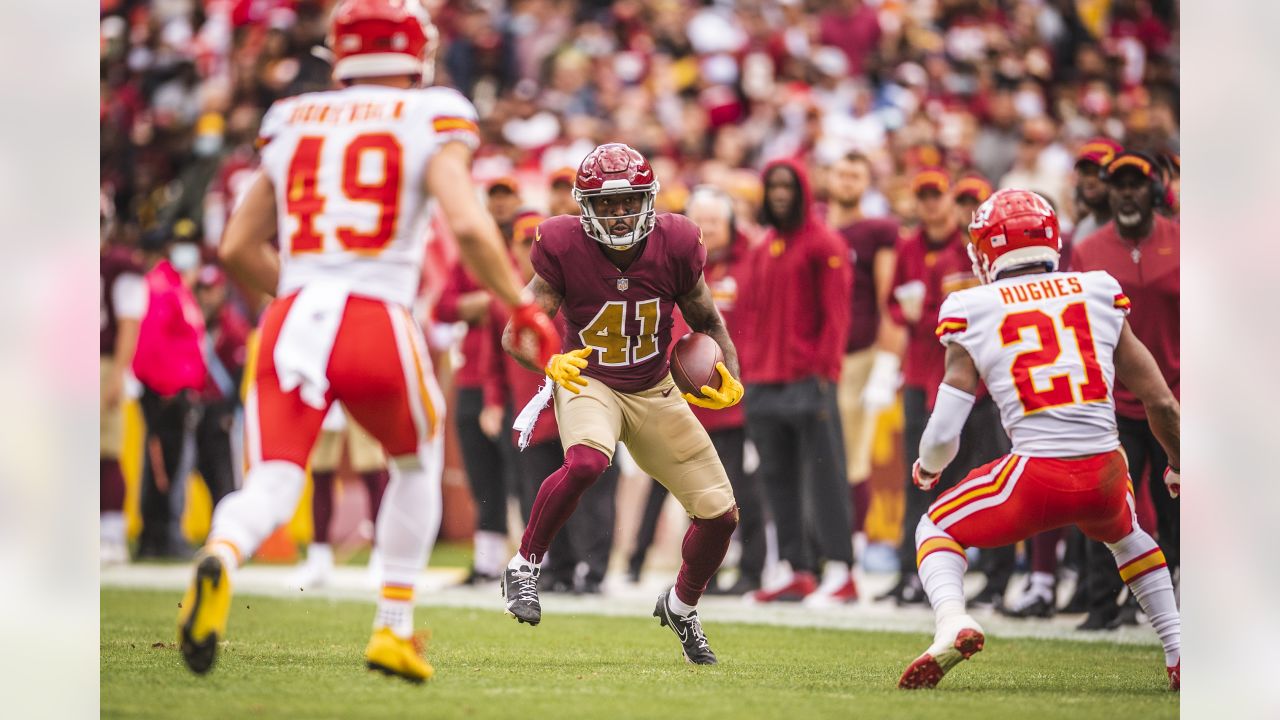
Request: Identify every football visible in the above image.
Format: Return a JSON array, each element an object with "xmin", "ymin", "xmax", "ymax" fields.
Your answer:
[{"xmin": 670, "ymin": 332, "xmax": 724, "ymax": 398}]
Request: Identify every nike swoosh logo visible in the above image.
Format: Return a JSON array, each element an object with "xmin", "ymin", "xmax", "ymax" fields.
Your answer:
[
  {"xmin": 662, "ymin": 387, "xmax": 674, "ymax": 397},
  {"xmin": 671, "ymin": 612, "xmax": 689, "ymax": 643}
]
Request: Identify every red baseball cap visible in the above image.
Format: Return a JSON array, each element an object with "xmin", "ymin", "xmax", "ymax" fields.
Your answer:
[
  {"xmin": 954, "ymin": 174, "xmax": 993, "ymax": 203},
  {"xmin": 1075, "ymin": 137, "xmax": 1123, "ymax": 168},
  {"xmin": 1105, "ymin": 151, "xmax": 1158, "ymax": 181},
  {"xmin": 487, "ymin": 176, "xmax": 520, "ymax": 195},
  {"xmin": 548, "ymin": 167, "xmax": 576, "ymax": 188},
  {"xmin": 911, "ymin": 168, "xmax": 950, "ymax": 196}
]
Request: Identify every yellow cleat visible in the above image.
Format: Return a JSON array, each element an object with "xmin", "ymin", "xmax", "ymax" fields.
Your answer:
[
  {"xmin": 365, "ymin": 627, "xmax": 434, "ymax": 683},
  {"xmin": 177, "ymin": 552, "xmax": 233, "ymax": 675}
]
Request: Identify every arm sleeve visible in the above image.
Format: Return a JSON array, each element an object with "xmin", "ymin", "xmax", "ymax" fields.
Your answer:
[
  {"xmin": 918, "ymin": 383, "xmax": 977, "ymax": 474},
  {"xmin": 423, "ymin": 88, "xmax": 481, "ymax": 152},
  {"xmin": 672, "ymin": 215, "xmax": 708, "ymax": 296},
  {"xmin": 886, "ymin": 238, "xmax": 910, "ymax": 326},
  {"xmin": 434, "ymin": 263, "xmax": 470, "ymax": 323},
  {"xmin": 934, "ymin": 292, "xmax": 973, "ymax": 351},
  {"xmin": 481, "ymin": 316, "xmax": 510, "ymax": 409},
  {"xmin": 112, "ymin": 272, "xmax": 147, "ymax": 320},
  {"xmin": 530, "ymin": 223, "xmax": 566, "ymax": 295},
  {"xmin": 815, "ymin": 233, "xmax": 853, "ymax": 382}
]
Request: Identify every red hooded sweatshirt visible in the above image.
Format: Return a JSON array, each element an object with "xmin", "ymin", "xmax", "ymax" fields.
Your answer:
[{"xmin": 739, "ymin": 158, "xmax": 852, "ymax": 384}]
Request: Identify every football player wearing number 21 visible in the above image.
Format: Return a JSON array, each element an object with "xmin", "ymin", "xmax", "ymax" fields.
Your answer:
[
  {"xmin": 174, "ymin": 0, "xmax": 559, "ymax": 684},
  {"xmin": 897, "ymin": 189, "xmax": 1181, "ymax": 692},
  {"xmin": 501, "ymin": 142, "xmax": 744, "ymax": 665}
]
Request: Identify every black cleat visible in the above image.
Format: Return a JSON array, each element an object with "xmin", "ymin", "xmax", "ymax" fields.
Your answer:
[
  {"xmin": 502, "ymin": 565, "xmax": 542, "ymax": 625},
  {"xmin": 653, "ymin": 589, "xmax": 717, "ymax": 665}
]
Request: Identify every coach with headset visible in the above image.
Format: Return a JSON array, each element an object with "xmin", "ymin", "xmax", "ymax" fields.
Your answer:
[{"xmin": 1070, "ymin": 149, "xmax": 1181, "ymax": 630}]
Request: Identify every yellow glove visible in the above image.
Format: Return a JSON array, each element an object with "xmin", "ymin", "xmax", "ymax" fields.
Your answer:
[
  {"xmin": 546, "ymin": 347, "xmax": 591, "ymax": 394},
  {"xmin": 683, "ymin": 362, "xmax": 744, "ymax": 410}
]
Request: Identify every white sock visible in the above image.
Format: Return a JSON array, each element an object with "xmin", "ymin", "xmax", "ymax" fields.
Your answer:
[
  {"xmin": 307, "ymin": 543, "xmax": 334, "ymax": 568},
  {"xmin": 1108, "ymin": 529, "xmax": 1180, "ymax": 666},
  {"xmin": 1029, "ymin": 571, "xmax": 1055, "ymax": 599},
  {"xmin": 373, "ymin": 445, "xmax": 443, "ymax": 639},
  {"xmin": 101, "ymin": 511, "xmax": 126, "ymax": 547},
  {"xmin": 667, "ymin": 586, "xmax": 696, "ymax": 617},
  {"xmin": 474, "ymin": 530, "xmax": 508, "ymax": 576},
  {"xmin": 818, "ymin": 560, "xmax": 852, "ymax": 591},
  {"xmin": 914, "ymin": 516, "xmax": 968, "ymax": 622},
  {"xmin": 508, "ymin": 552, "xmax": 538, "ymax": 571},
  {"xmin": 208, "ymin": 460, "xmax": 307, "ymax": 569}
]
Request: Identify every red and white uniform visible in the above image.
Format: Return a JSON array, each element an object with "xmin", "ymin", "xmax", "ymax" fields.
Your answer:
[
  {"xmin": 936, "ymin": 270, "xmax": 1129, "ymax": 457},
  {"xmin": 249, "ymin": 84, "xmax": 480, "ymax": 465},
  {"xmin": 924, "ymin": 270, "xmax": 1138, "ymax": 546}
]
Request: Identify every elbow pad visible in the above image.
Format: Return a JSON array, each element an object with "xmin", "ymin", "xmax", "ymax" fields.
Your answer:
[{"xmin": 918, "ymin": 384, "xmax": 976, "ymax": 474}]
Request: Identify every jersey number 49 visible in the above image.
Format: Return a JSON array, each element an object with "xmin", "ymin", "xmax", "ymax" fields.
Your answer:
[{"xmin": 286, "ymin": 132, "xmax": 403, "ymax": 255}]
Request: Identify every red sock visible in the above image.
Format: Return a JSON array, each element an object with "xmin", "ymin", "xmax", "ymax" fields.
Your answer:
[
  {"xmin": 360, "ymin": 469, "xmax": 389, "ymax": 526},
  {"xmin": 1032, "ymin": 528, "xmax": 1063, "ymax": 575},
  {"xmin": 519, "ymin": 445, "xmax": 608, "ymax": 563},
  {"xmin": 851, "ymin": 482, "xmax": 870, "ymax": 535},
  {"xmin": 101, "ymin": 458, "xmax": 125, "ymax": 512},
  {"xmin": 311, "ymin": 471, "xmax": 336, "ymax": 545},
  {"xmin": 674, "ymin": 506, "xmax": 739, "ymax": 606}
]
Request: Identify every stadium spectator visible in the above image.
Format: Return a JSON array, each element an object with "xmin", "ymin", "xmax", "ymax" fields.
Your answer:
[
  {"xmin": 192, "ymin": 264, "xmax": 250, "ymax": 511},
  {"xmin": 101, "ymin": 238, "xmax": 145, "ymax": 564},
  {"xmin": 740, "ymin": 158, "xmax": 856, "ymax": 605},
  {"xmin": 1071, "ymin": 150, "xmax": 1180, "ymax": 630},
  {"xmin": 628, "ymin": 186, "xmax": 765, "ymax": 595},
  {"xmin": 131, "ymin": 225, "xmax": 206, "ymax": 559},
  {"xmin": 825, "ymin": 153, "xmax": 901, "ymax": 548}
]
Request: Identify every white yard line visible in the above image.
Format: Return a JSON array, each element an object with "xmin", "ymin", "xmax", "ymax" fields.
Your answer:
[{"xmin": 102, "ymin": 564, "xmax": 1160, "ymax": 646}]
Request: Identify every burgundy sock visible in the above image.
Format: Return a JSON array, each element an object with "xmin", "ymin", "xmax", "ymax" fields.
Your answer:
[
  {"xmin": 311, "ymin": 471, "xmax": 336, "ymax": 545},
  {"xmin": 851, "ymin": 482, "xmax": 871, "ymax": 536},
  {"xmin": 360, "ymin": 469, "xmax": 389, "ymax": 528},
  {"xmin": 1032, "ymin": 528, "xmax": 1063, "ymax": 575},
  {"xmin": 101, "ymin": 458, "xmax": 125, "ymax": 512},
  {"xmin": 674, "ymin": 505, "xmax": 739, "ymax": 606},
  {"xmin": 518, "ymin": 445, "xmax": 609, "ymax": 563}
]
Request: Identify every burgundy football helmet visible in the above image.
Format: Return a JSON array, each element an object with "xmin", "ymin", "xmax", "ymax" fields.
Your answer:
[
  {"xmin": 572, "ymin": 143, "xmax": 661, "ymax": 249},
  {"xmin": 966, "ymin": 188, "xmax": 1061, "ymax": 283},
  {"xmin": 329, "ymin": 0, "xmax": 439, "ymax": 85}
]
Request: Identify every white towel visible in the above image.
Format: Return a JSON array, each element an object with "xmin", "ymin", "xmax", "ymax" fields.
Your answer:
[
  {"xmin": 513, "ymin": 377, "xmax": 555, "ymax": 450},
  {"xmin": 274, "ymin": 279, "xmax": 351, "ymax": 410}
]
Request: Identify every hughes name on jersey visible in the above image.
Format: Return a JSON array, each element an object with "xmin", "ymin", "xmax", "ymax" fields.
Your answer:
[
  {"xmin": 936, "ymin": 270, "xmax": 1132, "ymax": 457},
  {"xmin": 258, "ymin": 85, "xmax": 479, "ymax": 307}
]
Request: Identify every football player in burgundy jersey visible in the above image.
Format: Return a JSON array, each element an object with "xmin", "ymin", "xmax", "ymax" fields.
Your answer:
[{"xmin": 499, "ymin": 143, "xmax": 744, "ymax": 665}]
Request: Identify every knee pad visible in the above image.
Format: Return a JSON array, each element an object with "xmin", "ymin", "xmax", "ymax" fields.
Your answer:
[
  {"xmin": 915, "ymin": 513, "xmax": 947, "ymax": 546},
  {"xmin": 693, "ymin": 504, "xmax": 739, "ymax": 534},
  {"xmin": 563, "ymin": 445, "xmax": 610, "ymax": 486}
]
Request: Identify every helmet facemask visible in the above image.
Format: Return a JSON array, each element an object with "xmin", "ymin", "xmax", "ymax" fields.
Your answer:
[{"xmin": 574, "ymin": 182, "xmax": 660, "ymax": 250}]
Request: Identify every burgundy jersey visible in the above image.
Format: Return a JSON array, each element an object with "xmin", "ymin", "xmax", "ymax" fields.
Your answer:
[
  {"xmin": 100, "ymin": 244, "xmax": 143, "ymax": 356},
  {"xmin": 837, "ymin": 217, "xmax": 899, "ymax": 353},
  {"xmin": 532, "ymin": 213, "xmax": 706, "ymax": 393}
]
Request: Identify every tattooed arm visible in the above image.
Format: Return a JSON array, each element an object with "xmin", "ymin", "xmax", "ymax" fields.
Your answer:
[
  {"xmin": 676, "ymin": 276, "xmax": 740, "ymax": 378},
  {"xmin": 502, "ymin": 274, "xmax": 563, "ymax": 372}
]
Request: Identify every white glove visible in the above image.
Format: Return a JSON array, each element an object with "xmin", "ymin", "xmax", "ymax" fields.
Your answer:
[
  {"xmin": 912, "ymin": 459, "xmax": 941, "ymax": 491},
  {"xmin": 1164, "ymin": 466, "xmax": 1180, "ymax": 498},
  {"xmin": 861, "ymin": 351, "xmax": 901, "ymax": 411}
]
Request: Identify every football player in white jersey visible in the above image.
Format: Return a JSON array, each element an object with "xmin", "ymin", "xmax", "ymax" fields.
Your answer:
[
  {"xmin": 897, "ymin": 189, "xmax": 1181, "ymax": 691},
  {"xmin": 176, "ymin": 0, "xmax": 559, "ymax": 683}
]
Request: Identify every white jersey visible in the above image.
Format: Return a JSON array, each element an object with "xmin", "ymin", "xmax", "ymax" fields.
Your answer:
[
  {"xmin": 936, "ymin": 270, "xmax": 1132, "ymax": 457},
  {"xmin": 258, "ymin": 84, "xmax": 480, "ymax": 307}
]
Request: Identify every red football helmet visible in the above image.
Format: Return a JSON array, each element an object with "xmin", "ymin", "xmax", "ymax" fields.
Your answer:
[
  {"xmin": 572, "ymin": 143, "xmax": 661, "ymax": 249},
  {"xmin": 966, "ymin": 189, "xmax": 1061, "ymax": 283},
  {"xmin": 329, "ymin": 0, "xmax": 438, "ymax": 84}
]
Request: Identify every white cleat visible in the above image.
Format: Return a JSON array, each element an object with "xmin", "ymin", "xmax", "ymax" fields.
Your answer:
[
  {"xmin": 289, "ymin": 544, "xmax": 334, "ymax": 589},
  {"xmin": 898, "ymin": 614, "xmax": 986, "ymax": 689}
]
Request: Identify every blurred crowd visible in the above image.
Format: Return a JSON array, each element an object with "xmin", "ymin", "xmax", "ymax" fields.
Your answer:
[{"xmin": 100, "ymin": 0, "xmax": 1179, "ymax": 627}]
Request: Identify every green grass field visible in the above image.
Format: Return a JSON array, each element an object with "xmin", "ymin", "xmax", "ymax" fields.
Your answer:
[{"xmin": 101, "ymin": 588, "xmax": 1177, "ymax": 719}]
